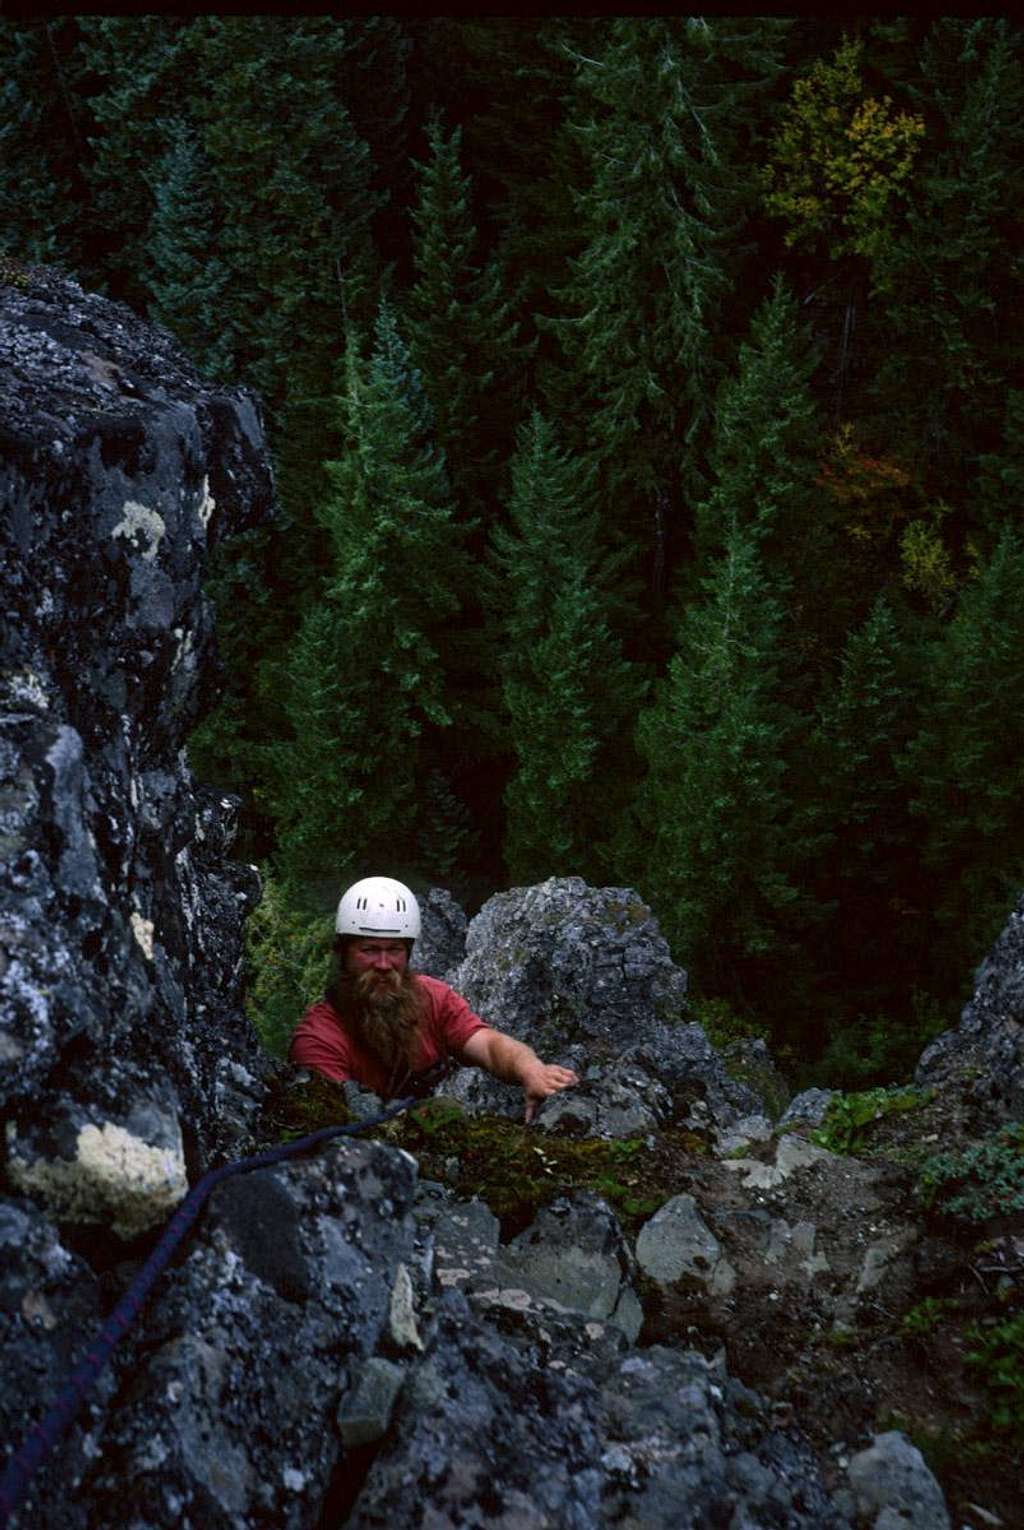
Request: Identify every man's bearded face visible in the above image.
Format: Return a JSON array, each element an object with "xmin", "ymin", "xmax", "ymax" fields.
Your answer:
[{"xmin": 340, "ymin": 940, "xmax": 423, "ymax": 1075}]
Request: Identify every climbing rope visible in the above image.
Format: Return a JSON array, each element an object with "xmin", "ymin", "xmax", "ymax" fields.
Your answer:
[{"xmin": 0, "ymin": 1094, "xmax": 419, "ymax": 1528}]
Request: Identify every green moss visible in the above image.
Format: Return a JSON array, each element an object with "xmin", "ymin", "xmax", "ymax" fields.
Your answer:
[
  {"xmin": 260, "ymin": 1069, "xmax": 354, "ymax": 1141},
  {"xmin": 393, "ymin": 1101, "xmax": 670, "ymax": 1236},
  {"xmin": 901, "ymin": 1296, "xmax": 961, "ymax": 1336},
  {"xmin": 967, "ymin": 1314, "xmax": 1024, "ymax": 1441}
]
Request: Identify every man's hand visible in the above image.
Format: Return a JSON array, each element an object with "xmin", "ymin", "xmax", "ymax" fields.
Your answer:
[
  {"xmin": 520, "ymin": 1061, "xmax": 579, "ymax": 1123},
  {"xmin": 461, "ymin": 1029, "xmax": 579, "ymax": 1122}
]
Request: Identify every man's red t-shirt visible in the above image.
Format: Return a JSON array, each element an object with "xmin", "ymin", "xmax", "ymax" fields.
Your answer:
[{"xmin": 288, "ymin": 974, "xmax": 487, "ymax": 1096}]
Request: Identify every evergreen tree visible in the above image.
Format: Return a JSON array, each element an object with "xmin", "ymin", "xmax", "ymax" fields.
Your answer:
[
  {"xmin": 272, "ymin": 302, "xmax": 468, "ymax": 886},
  {"xmin": 809, "ymin": 595, "xmax": 926, "ymax": 1006},
  {"xmin": 406, "ymin": 112, "xmax": 523, "ymax": 522},
  {"xmin": 625, "ymin": 529, "xmax": 816, "ymax": 1012},
  {"xmin": 901, "ymin": 527, "xmax": 1024, "ymax": 983},
  {"xmin": 144, "ymin": 118, "xmax": 233, "ymax": 377},
  {"xmin": 0, "ymin": 19, "xmax": 90, "ymax": 270},
  {"xmin": 542, "ymin": 17, "xmax": 789, "ymax": 598},
  {"xmin": 74, "ymin": 16, "xmax": 196, "ymax": 303},
  {"xmin": 489, "ymin": 414, "xmax": 645, "ymax": 884},
  {"xmin": 868, "ymin": 19, "xmax": 1024, "ymax": 477}
]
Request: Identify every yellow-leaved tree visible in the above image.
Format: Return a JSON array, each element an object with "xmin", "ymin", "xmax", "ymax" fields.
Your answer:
[{"xmin": 762, "ymin": 36, "xmax": 925, "ymax": 265}]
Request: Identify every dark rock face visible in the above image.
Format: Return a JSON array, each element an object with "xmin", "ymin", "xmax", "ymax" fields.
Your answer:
[
  {"xmin": 1, "ymin": 267, "xmax": 273, "ymax": 1222},
  {"xmin": 414, "ymin": 885, "xmax": 467, "ymax": 980},
  {"xmin": 916, "ymin": 895, "xmax": 1024, "ymax": 1124}
]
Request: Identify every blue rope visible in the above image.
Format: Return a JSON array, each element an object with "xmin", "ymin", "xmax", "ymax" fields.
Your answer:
[{"xmin": 0, "ymin": 1096, "xmax": 417, "ymax": 1528}]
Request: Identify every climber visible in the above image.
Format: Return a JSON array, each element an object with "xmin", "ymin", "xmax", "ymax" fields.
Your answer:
[{"xmin": 289, "ymin": 876, "xmax": 578, "ymax": 1122}]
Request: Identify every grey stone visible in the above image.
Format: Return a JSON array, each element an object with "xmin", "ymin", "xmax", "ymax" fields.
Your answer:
[
  {"xmin": 445, "ymin": 877, "xmax": 762, "ymax": 1129},
  {"xmin": 337, "ymin": 1358, "xmax": 406, "ymax": 1448},
  {"xmin": 916, "ymin": 895, "xmax": 1024, "ymax": 1125},
  {"xmin": 496, "ymin": 1193, "xmax": 644, "ymax": 1341},
  {"xmin": 779, "ymin": 1088, "xmax": 835, "ymax": 1129},
  {"xmin": 635, "ymin": 1193, "xmax": 735, "ymax": 1295},
  {"xmin": 847, "ymin": 1430, "xmax": 951, "ymax": 1530},
  {"xmin": 414, "ymin": 886, "xmax": 467, "ymax": 980}
]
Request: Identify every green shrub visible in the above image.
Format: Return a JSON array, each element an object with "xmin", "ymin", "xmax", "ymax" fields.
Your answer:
[
  {"xmin": 812, "ymin": 1084, "xmax": 925, "ymax": 1155},
  {"xmin": 244, "ymin": 868, "xmax": 333, "ymax": 1057},
  {"xmin": 916, "ymin": 1125, "xmax": 1024, "ymax": 1223},
  {"xmin": 816, "ymin": 993, "xmax": 948, "ymax": 1091},
  {"xmin": 967, "ymin": 1314, "xmax": 1024, "ymax": 1440}
]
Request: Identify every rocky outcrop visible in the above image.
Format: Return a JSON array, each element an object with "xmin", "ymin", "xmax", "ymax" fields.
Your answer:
[
  {"xmin": 445, "ymin": 877, "xmax": 763, "ymax": 1137},
  {"xmin": 0, "ymin": 265, "xmax": 275, "ymax": 1518},
  {"xmin": 916, "ymin": 893, "xmax": 1024, "ymax": 1125},
  {"xmin": 1, "ymin": 268, "xmax": 273, "ymax": 1219}
]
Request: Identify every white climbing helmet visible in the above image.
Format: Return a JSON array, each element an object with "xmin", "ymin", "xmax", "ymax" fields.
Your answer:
[{"xmin": 335, "ymin": 876, "xmax": 421, "ymax": 940}]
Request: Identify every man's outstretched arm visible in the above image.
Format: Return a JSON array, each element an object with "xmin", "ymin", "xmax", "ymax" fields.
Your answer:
[{"xmin": 460, "ymin": 1028, "xmax": 578, "ymax": 1123}]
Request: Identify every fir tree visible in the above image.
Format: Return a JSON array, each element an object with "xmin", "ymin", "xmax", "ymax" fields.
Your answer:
[
  {"xmin": 272, "ymin": 302, "xmax": 468, "ymax": 886},
  {"xmin": 542, "ymin": 17, "xmax": 789, "ymax": 593},
  {"xmin": 0, "ymin": 19, "xmax": 91, "ymax": 270},
  {"xmin": 901, "ymin": 526, "xmax": 1024, "ymax": 982},
  {"xmin": 144, "ymin": 118, "xmax": 233, "ymax": 378},
  {"xmin": 626, "ymin": 528, "xmax": 815, "ymax": 1011},
  {"xmin": 74, "ymin": 16, "xmax": 196, "ymax": 302},
  {"xmin": 406, "ymin": 112, "xmax": 523, "ymax": 523},
  {"xmin": 809, "ymin": 595, "xmax": 925, "ymax": 1006},
  {"xmin": 489, "ymin": 413, "xmax": 645, "ymax": 883},
  {"xmin": 868, "ymin": 19, "xmax": 1024, "ymax": 477}
]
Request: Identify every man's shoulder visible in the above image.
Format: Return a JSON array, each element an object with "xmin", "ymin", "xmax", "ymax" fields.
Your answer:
[
  {"xmin": 297, "ymin": 996, "xmax": 341, "ymax": 1027},
  {"xmin": 413, "ymin": 972, "xmax": 452, "ymax": 997}
]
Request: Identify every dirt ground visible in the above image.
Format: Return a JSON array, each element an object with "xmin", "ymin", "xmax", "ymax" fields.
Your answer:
[{"xmin": 640, "ymin": 1097, "xmax": 1024, "ymax": 1530}]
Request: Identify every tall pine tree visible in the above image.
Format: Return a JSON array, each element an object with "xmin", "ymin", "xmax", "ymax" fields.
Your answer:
[
  {"xmin": 489, "ymin": 413, "xmax": 645, "ymax": 884},
  {"xmin": 272, "ymin": 302, "xmax": 468, "ymax": 890},
  {"xmin": 406, "ymin": 112, "xmax": 523, "ymax": 524},
  {"xmin": 901, "ymin": 526, "xmax": 1024, "ymax": 985},
  {"xmin": 542, "ymin": 17, "xmax": 788, "ymax": 603},
  {"xmin": 625, "ymin": 528, "xmax": 817, "ymax": 1014}
]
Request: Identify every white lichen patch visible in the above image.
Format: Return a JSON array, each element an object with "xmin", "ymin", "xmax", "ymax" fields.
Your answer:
[
  {"xmin": 388, "ymin": 1262, "xmax": 424, "ymax": 1351},
  {"xmin": 7, "ymin": 1119, "xmax": 188, "ymax": 1239},
  {"xmin": 5, "ymin": 669, "xmax": 50, "ymax": 711},
  {"xmin": 171, "ymin": 627, "xmax": 195, "ymax": 672},
  {"xmin": 112, "ymin": 500, "xmax": 166, "ymax": 563},
  {"xmin": 197, "ymin": 476, "xmax": 215, "ymax": 528},
  {"xmin": 130, "ymin": 911, "xmax": 155, "ymax": 960}
]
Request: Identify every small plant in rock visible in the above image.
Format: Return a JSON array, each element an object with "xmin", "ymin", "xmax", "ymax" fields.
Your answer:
[
  {"xmin": 396, "ymin": 1109, "xmax": 667, "ymax": 1235},
  {"xmin": 915, "ymin": 1125, "xmax": 1024, "ymax": 1224},
  {"xmin": 966, "ymin": 1314, "xmax": 1024, "ymax": 1441},
  {"xmin": 901, "ymin": 1296, "xmax": 961, "ymax": 1337},
  {"xmin": 812, "ymin": 1084, "xmax": 925, "ymax": 1155}
]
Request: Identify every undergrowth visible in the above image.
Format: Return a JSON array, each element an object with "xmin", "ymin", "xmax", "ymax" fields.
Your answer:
[
  {"xmin": 916, "ymin": 1124, "xmax": 1024, "ymax": 1223},
  {"xmin": 244, "ymin": 868, "xmax": 333, "ymax": 1056},
  {"xmin": 811, "ymin": 1084, "xmax": 927, "ymax": 1155},
  {"xmin": 966, "ymin": 1314, "xmax": 1024, "ymax": 1442}
]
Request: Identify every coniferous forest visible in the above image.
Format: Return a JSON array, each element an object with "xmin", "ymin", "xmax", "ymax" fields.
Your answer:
[{"xmin": 5, "ymin": 15, "xmax": 1024, "ymax": 1083}]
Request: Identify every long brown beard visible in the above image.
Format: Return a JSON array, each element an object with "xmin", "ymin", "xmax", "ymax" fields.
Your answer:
[{"xmin": 330, "ymin": 967, "xmax": 424, "ymax": 1081}]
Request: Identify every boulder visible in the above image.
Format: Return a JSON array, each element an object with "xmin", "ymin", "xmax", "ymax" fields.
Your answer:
[
  {"xmin": 414, "ymin": 885, "xmax": 468, "ymax": 980},
  {"xmin": 916, "ymin": 894, "xmax": 1024, "ymax": 1125},
  {"xmin": 445, "ymin": 877, "xmax": 763, "ymax": 1129},
  {"xmin": 847, "ymin": 1430, "xmax": 950, "ymax": 1530}
]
